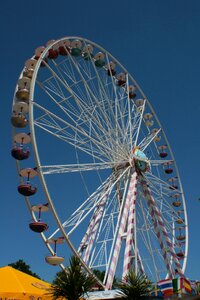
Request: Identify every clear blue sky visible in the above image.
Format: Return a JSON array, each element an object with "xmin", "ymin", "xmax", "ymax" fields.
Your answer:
[{"xmin": 0, "ymin": 0, "xmax": 200, "ymax": 282}]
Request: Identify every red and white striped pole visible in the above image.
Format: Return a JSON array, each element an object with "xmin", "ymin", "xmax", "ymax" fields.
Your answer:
[
  {"xmin": 83, "ymin": 195, "xmax": 107, "ymax": 264},
  {"xmin": 106, "ymin": 171, "xmax": 137, "ymax": 290},
  {"xmin": 122, "ymin": 173, "xmax": 138, "ymax": 278},
  {"xmin": 141, "ymin": 179, "xmax": 173, "ymax": 277},
  {"xmin": 141, "ymin": 178, "xmax": 184, "ymax": 277}
]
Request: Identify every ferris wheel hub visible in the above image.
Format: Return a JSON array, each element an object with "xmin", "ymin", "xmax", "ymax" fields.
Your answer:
[{"xmin": 132, "ymin": 147, "xmax": 149, "ymax": 172}]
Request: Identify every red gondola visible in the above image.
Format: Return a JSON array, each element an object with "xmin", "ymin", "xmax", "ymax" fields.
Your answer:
[
  {"xmin": 176, "ymin": 252, "xmax": 184, "ymax": 259},
  {"xmin": 58, "ymin": 40, "xmax": 71, "ymax": 56},
  {"xmin": 158, "ymin": 145, "xmax": 168, "ymax": 158},
  {"xmin": 29, "ymin": 203, "xmax": 49, "ymax": 232},
  {"xmin": 11, "ymin": 133, "xmax": 31, "ymax": 160},
  {"xmin": 11, "ymin": 148, "xmax": 30, "ymax": 160},
  {"xmin": 18, "ymin": 184, "xmax": 37, "ymax": 196},
  {"xmin": 29, "ymin": 221, "xmax": 48, "ymax": 233},
  {"xmin": 48, "ymin": 48, "xmax": 58, "ymax": 59},
  {"xmin": 18, "ymin": 168, "xmax": 38, "ymax": 196}
]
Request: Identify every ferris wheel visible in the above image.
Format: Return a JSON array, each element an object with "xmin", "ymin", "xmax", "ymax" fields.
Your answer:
[{"xmin": 11, "ymin": 36, "xmax": 188, "ymax": 289}]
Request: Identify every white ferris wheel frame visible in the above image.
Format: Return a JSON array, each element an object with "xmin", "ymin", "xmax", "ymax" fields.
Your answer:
[{"xmin": 12, "ymin": 36, "xmax": 188, "ymax": 289}]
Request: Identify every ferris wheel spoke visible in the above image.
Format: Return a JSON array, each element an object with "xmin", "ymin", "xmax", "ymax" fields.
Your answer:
[
  {"xmin": 137, "ymin": 226, "xmax": 159, "ymax": 279},
  {"xmin": 36, "ymin": 80, "xmax": 86, "ymax": 125},
  {"xmin": 33, "ymin": 101, "xmax": 117, "ymax": 160},
  {"xmin": 112, "ymin": 87, "xmax": 128, "ymax": 141},
  {"xmin": 52, "ymin": 58, "xmax": 82, "ymax": 91},
  {"xmin": 123, "ymin": 99, "xmax": 137, "ymax": 149},
  {"xmin": 66, "ymin": 168, "xmax": 129, "ymax": 236},
  {"xmin": 59, "ymin": 54, "xmax": 116, "ymax": 133},
  {"xmin": 41, "ymin": 66, "xmax": 97, "ymax": 116},
  {"xmin": 150, "ymin": 159, "xmax": 174, "ymax": 166},
  {"xmin": 88, "ymin": 190, "xmax": 120, "ymax": 270},
  {"xmin": 134, "ymin": 100, "xmax": 146, "ymax": 147},
  {"xmin": 47, "ymin": 173, "xmax": 114, "ymax": 240},
  {"xmin": 76, "ymin": 47, "xmax": 116, "ymax": 115},
  {"xmin": 40, "ymin": 77, "xmax": 67, "ymax": 100},
  {"xmin": 123, "ymin": 74, "xmax": 133, "ymax": 148},
  {"xmin": 68, "ymin": 48, "xmax": 126, "ymax": 142},
  {"xmin": 142, "ymin": 175, "xmax": 181, "ymax": 225},
  {"xmin": 119, "ymin": 94, "xmax": 142, "ymax": 151},
  {"xmin": 75, "ymin": 48, "xmax": 109, "ymax": 103},
  {"xmin": 34, "ymin": 86, "xmax": 105, "ymax": 148},
  {"xmin": 37, "ymin": 71, "xmax": 127, "ymax": 160},
  {"xmin": 43, "ymin": 62, "xmax": 96, "ymax": 119},
  {"xmin": 111, "ymin": 73, "xmax": 136, "ymax": 141},
  {"xmin": 78, "ymin": 191, "xmax": 107, "ymax": 255},
  {"xmin": 52, "ymin": 53, "xmax": 78, "ymax": 84},
  {"xmin": 49, "ymin": 50, "xmax": 132, "ymax": 158},
  {"xmin": 44, "ymin": 58, "xmax": 115, "ymax": 134},
  {"xmin": 48, "ymin": 167, "xmax": 129, "ymax": 240},
  {"xmin": 128, "ymin": 118, "xmax": 142, "ymax": 150},
  {"xmin": 40, "ymin": 161, "xmax": 127, "ymax": 175},
  {"xmin": 134, "ymin": 247, "xmax": 145, "ymax": 275},
  {"xmin": 34, "ymin": 118, "xmax": 109, "ymax": 161},
  {"xmin": 144, "ymin": 172, "xmax": 182, "ymax": 196},
  {"xmin": 33, "ymin": 101, "xmax": 92, "ymax": 142},
  {"xmin": 138, "ymin": 128, "xmax": 161, "ymax": 152},
  {"xmin": 81, "ymin": 192, "xmax": 109, "ymax": 265}
]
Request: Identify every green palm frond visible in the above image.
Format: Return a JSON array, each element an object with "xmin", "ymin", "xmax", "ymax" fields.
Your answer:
[
  {"xmin": 48, "ymin": 256, "xmax": 97, "ymax": 300},
  {"xmin": 116, "ymin": 269, "xmax": 152, "ymax": 300}
]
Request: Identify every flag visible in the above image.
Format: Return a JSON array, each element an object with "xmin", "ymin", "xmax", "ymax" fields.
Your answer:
[
  {"xmin": 150, "ymin": 284, "xmax": 163, "ymax": 297},
  {"xmin": 173, "ymin": 278, "xmax": 182, "ymax": 293},
  {"xmin": 190, "ymin": 280, "xmax": 198, "ymax": 295},
  {"xmin": 183, "ymin": 278, "xmax": 192, "ymax": 294},
  {"xmin": 158, "ymin": 279, "xmax": 173, "ymax": 297}
]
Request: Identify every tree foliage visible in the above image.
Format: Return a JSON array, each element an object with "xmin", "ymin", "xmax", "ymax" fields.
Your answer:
[
  {"xmin": 93, "ymin": 269, "xmax": 105, "ymax": 283},
  {"xmin": 92, "ymin": 269, "xmax": 117, "ymax": 289},
  {"xmin": 116, "ymin": 269, "xmax": 152, "ymax": 300},
  {"xmin": 8, "ymin": 259, "xmax": 41, "ymax": 279},
  {"xmin": 49, "ymin": 255, "xmax": 97, "ymax": 300}
]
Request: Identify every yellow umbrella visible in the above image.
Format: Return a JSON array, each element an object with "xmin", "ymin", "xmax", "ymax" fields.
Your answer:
[{"xmin": 0, "ymin": 266, "xmax": 52, "ymax": 299}]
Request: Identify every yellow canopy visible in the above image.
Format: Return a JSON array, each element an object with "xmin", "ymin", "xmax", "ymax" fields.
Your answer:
[{"xmin": 0, "ymin": 266, "xmax": 52, "ymax": 299}]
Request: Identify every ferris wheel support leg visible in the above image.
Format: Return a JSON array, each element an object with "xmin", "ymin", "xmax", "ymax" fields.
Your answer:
[
  {"xmin": 77, "ymin": 177, "xmax": 115, "ymax": 254},
  {"xmin": 79, "ymin": 214, "xmax": 96, "ymax": 254},
  {"xmin": 83, "ymin": 195, "xmax": 108, "ymax": 265},
  {"xmin": 141, "ymin": 178, "xmax": 184, "ymax": 278},
  {"xmin": 123, "ymin": 237, "xmax": 145, "ymax": 278},
  {"xmin": 122, "ymin": 174, "xmax": 138, "ymax": 278},
  {"xmin": 140, "ymin": 179, "xmax": 173, "ymax": 278},
  {"xmin": 78, "ymin": 196, "xmax": 106, "ymax": 254},
  {"xmin": 106, "ymin": 171, "xmax": 137, "ymax": 290}
]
